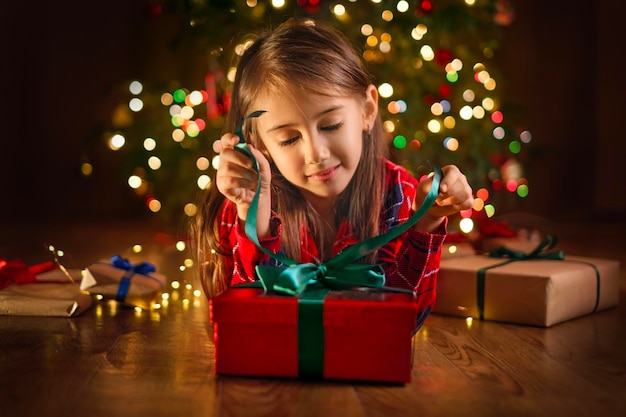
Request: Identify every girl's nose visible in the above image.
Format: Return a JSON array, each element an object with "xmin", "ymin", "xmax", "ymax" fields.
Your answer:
[{"xmin": 303, "ymin": 134, "xmax": 330, "ymax": 165}]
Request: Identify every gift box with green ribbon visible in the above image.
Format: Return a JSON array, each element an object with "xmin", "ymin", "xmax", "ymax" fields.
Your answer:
[
  {"xmin": 211, "ymin": 286, "xmax": 418, "ymax": 382},
  {"xmin": 433, "ymin": 236, "xmax": 620, "ymax": 326}
]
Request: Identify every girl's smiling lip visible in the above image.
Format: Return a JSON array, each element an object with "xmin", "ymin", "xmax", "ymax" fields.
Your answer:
[{"xmin": 307, "ymin": 165, "xmax": 340, "ymax": 182}]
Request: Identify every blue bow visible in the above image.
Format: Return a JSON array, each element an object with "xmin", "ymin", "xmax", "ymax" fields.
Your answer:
[{"xmin": 110, "ymin": 255, "xmax": 156, "ymax": 302}]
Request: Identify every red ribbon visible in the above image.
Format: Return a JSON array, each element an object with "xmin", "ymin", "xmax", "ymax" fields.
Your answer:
[{"xmin": 0, "ymin": 258, "xmax": 58, "ymax": 290}]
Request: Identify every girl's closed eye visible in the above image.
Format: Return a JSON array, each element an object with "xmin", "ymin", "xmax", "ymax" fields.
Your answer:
[
  {"xmin": 278, "ymin": 134, "xmax": 301, "ymax": 147},
  {"xmin": 321, "ymin": 122, "xmax": 343, "ymax": 132}
]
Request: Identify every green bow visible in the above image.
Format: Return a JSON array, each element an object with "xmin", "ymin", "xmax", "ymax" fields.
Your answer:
[{"xmin": 233, "ymin": 111, "xmax": 441, "ymax": 296}]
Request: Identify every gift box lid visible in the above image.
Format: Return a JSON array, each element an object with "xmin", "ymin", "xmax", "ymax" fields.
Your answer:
[{"xmin": 211, "ymin": 286, "xmax": 418, "ymax": 329}]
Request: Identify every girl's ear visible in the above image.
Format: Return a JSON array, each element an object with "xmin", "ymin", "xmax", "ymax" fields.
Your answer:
[{"xmin": 363, "ymin": 84, "xmax": 379, "ymax": 130}]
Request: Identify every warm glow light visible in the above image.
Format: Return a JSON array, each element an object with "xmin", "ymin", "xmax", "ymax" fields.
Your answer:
[
  {"xmin": 128, "ymin": 175, "xmax": 142, "ymax": 189},
  {"xmin": 81, "ymin": 162, "xmax": 93, "ymax": 176},
  {"xmin": 397, "ymin": 1, "xmax": 409, "ymax": 12},
  {"xmin": 176, "ymin": 241, "xmax": 186, "ymax": 251},
  {"xmin": 427, "ymin": 119, "xmax": 441, "ymax": 133},
  {"xmin": 366, "ymin": 35, "xmax": 378, "ymax": 47},
  {"xmin": 186, "ymin": 122, "xmax": 200, "ymax": 137},
  {"xmin": 443, "ymin": 137, "xmax": 459, "ymax": 151},
  {"xmin": 378, "ymin": 83, "xmax": 393, "ymax": 98},
  {"xmin": 197, "ymin": 174, "xmax": 211, "ymax": 190},
  {"xmin": 459, "ymin": 106, "xmax": 473, "ymax": 120},
  {"xmin": 180, "ymin": 106, "xmax": 194, "ymax": 120},
  {"xmin": 333, "ymin": 4, "xmax": 346, "ymax": 16},
  {"xmin": 493, "ymin": 126, "xmax": 505, "ymax": 139},
  {"xmin": 420, "ymin": 45, "xmax": 435, "ymax": 61},
  {"xmin": 161, "ymin": 93, "xmax": 173, "ymax": 106},
  {"xmin": 184, "ymin": 203, "xmax": 197, "ymax": 217},
  {"xmin": 148, "ymin": 198, "xmax": 161, "ymax": 212},
  {"xmin": 476, "ymin": 70, "xmax": 490, "ymax": 83},
  {"xmin": 172, "ymin": 129, "xmax": 185, "ymax": 142},
  {"xmin": 148, "ymin": 156, "xmax": 161, "ymax": 170},
  {"xmin": 411, "ymin": 24, "xmax": 428, "ymax": 40},
  {"xmin": 271, "ymin": 0, "xmax": 285, "ymax": 8},
  {"xmin": 473, "ymin": 198, "xmax": 485, "ymax": 211},
  {"xmin": 133, "ymin": 244, "xmax": 142, "ymax": 253},
  {"xmin": 188, "ymin": 90, "xmax": 204, "ymax": 105},
  {"xmin": 383, "ymin": 120, "xmax": 396, "ymax": 132},
  {"xmin": 143, "ymin": 137, "xmax": 156, "ymax": 151},
  {"xmin": 443, "ymin": 116, "xmax": 456, "ymax": 129},
  {"xmin": 472, "ymin": 106, "xmax": 485, "ymax": 119},
  {"xmin": 431, "ymin": 102, "xmax": 443, "ymax": 116},
  {"xmin": 463, "ymin": 89, "xmax": 475, "ymax": 102},
  {"xmin": 459, "ymin": 217, "xmax": 474, "ymax": 233},
  {"xmin": 169, "ymin": 104, "xmax": 182, "ymax": 116},
  {"xmin": 129, "ymin": 80, "xmax": 143, "ymax": 95},
  {"xmin": 196, "ymin": 156, "xmax": 210, "ymax": 170},
  {"xmin": 109, "ymin": 134, "xmax": 126, "ymax": 150},
  {"xmin": 484, "ymin": 78, "xmax": 496, "ymax": 90},
  {"xmin": 361, "ymin": 24, "xmax": 373, "ymax": 36}
]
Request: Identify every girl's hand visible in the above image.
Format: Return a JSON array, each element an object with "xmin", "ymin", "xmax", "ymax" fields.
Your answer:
[
  {"xmin": 413, "ymin": 165, "xmax": 474, "ymax": 232},
  {"xmin": 215, "ymin": 133, "xmax": 273, "ymax": 238}
]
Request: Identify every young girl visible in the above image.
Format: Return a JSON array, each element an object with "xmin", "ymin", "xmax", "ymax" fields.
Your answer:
[{"xmin": 192, "ymin": 19, "xmax": 473, "ymax": 330}]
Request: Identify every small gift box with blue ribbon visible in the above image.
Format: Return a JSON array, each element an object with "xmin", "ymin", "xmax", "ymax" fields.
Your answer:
[
  {"xmin": 434, "ymin": 236, "xmax": 620, "ymax": 327},
  {"xmin": 81, "ymin": 255, "xmax": 166, "ymax": 309}
]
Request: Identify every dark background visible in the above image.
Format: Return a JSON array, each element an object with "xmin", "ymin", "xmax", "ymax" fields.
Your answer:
[{"xmin": 2, "ymin": 1, "xmax": 625, "ymax": 230}]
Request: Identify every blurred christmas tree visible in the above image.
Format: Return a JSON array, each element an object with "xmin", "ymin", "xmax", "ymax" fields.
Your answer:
[{"xmin": 91, "ymin": 0, "xmax": 530, "ymax": 231}]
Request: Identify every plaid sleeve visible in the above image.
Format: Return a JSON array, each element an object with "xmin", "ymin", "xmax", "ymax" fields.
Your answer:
[
  {"xmin": 378, "ymin": 161, "xmax": 448, "ymax": 331},
  {"xmin": 219, "ymin": 200, "xmax": 282, "ymax": 286}
]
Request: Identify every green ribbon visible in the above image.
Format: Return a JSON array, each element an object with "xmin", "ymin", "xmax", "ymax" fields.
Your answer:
[
  {"xmin": 231, "ymin": 111, "xmax": 441, "ymax": 378},
  {"xmin": 477, "ymin": 235, "xmax": 601, "ymax": 321}
]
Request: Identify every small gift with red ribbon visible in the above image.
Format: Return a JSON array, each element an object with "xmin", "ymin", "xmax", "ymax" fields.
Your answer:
[
  {"xmin": 434, "ymin": 236, "xmax": 620, "ymax": 326},
  {"xmin": 210, "ymin": 112, "xmax": 442, "ymax": 383},
  {"xmin": 1, "ymin": 258, "xmax": 90, "ymax": 317},
  {"xmin": 81, "ymin": 255, "xmax": 166, "ymax": 309}
]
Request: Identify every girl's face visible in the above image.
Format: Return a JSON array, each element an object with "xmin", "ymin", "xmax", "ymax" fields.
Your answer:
[{"xmin": 252, "ymin": 85, "xmax": 378, "ymax": 210}]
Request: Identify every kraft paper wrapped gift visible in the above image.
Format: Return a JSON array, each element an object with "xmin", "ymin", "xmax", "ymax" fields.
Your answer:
[
  {"xmin": 210, "ymin": 286, "xmax": 418, "ymax": 383},
  {"xmin": 433, "ymin": 254, "xmax": 620, "ymax": 327},
  {"xmin": 1, "ymin": 259, "xmax": 91, "ymax": 317},
  {"xmin": 81, "ymin": 255, "xmax": 166, "ymax": 309}
]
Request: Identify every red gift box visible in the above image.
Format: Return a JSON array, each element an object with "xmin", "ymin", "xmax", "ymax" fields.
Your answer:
[{"xmin": 210, "ymin": 286, "xmax": 418, "ymax": 383}]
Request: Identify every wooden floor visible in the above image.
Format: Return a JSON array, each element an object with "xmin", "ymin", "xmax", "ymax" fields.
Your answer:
[{"xmin": 1, "ymin": 216, "xmax": 625, "ymax": 417}]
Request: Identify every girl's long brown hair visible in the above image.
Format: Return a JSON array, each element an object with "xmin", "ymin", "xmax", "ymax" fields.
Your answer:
[{"xmin": 190, "ymin": 19, "xmax": 388, "ymax": 298}]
